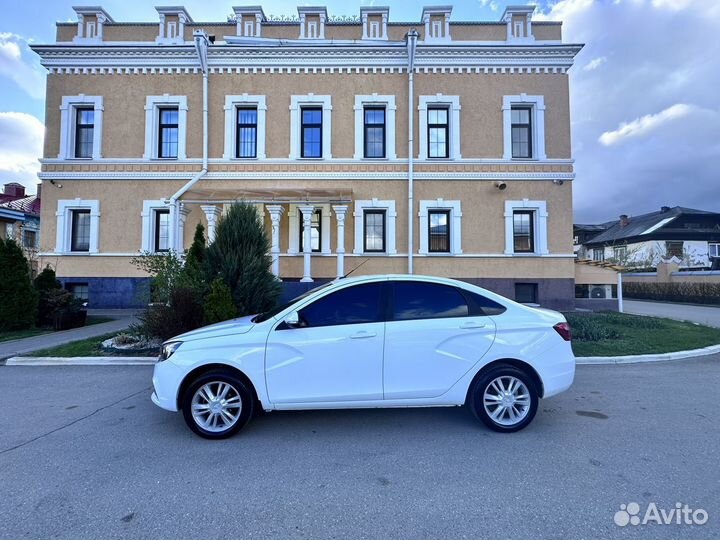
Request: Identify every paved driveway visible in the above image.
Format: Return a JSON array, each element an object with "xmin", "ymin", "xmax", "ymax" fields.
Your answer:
[
  {"xmin": 624, "ymin": 300, "xmax": 720, "ymax": 328},
  {"xmin": 1, "ymin": 359, "xmax": 719, "ymax": 540}
]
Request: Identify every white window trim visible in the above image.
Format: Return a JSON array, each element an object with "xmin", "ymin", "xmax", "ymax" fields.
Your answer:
[
  {"xmin": 141, "ymin": 200, "xmax": 176, "ymax": 253},
  {"xmin": 418, "ymin": 94, "xmax": 461, "ymax": 160},
  {"xmin": 502, "ymin": 94, "xmax": 547, "ymax": 160},
  {"xmin": 710, "ymin": 242, "xmax": 720, "ymax": 258},
  {"xmin": 504, "ymin": 199, "xmax": 548, "ymax": 255},
  {"xmin": 353, "ymin": 94, "xmax": 397, "ymax": 160},
  {"xmin": 419, "ymin": 199, "xmax": 462, "ymax": 255},
  {"xmin": 287, "ymin": 203, "xmax": 331, "ymax": 255},
  {"xmin": 289, "ymin": 94, "xmax": 332, "ymax": 159},
  {"xmin": 144, "ymin": 94, "xmax": 188, "ymax": 160},
  {"xmin": 223, "ymin": 94, "xmax": 267, "ymax": 160},
  {"xmin": 353, "ymin": 199, "xmax": 397, "ymax": 255},
  {"xmin": 55, "ymin": 199, "xmax": 100, "ymax": 254},
  {"xmin": 59, "ymin": 95, "xmax": 103, "ymax": 160}
]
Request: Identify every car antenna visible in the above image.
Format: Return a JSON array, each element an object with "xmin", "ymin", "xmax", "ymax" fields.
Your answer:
[{"xmin": 341, "ymin": 258, "xmax": 370, "ymax": 279}]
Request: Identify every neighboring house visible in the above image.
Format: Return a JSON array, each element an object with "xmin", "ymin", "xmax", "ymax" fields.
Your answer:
[
  {"xmin": 32, "ymin": 4, "xmax": 582, "ymax": 309},
  {"xmin": 0, "ymin": 183, "xmax": 42, "ymax": 272},
  {"xmin": 575, "ymin": 206, "xmax": 720, "ymax": 269}
]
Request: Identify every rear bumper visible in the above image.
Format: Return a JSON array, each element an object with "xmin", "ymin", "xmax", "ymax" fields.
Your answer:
[{"xmin": 537, "ymin": 343, "xmax": 575, "ymax": 398}]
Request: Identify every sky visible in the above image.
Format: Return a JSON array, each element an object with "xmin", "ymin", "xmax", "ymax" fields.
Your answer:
[{"xmin": 0, "ymin": 0, "xmax": 718, "ymax": 222}]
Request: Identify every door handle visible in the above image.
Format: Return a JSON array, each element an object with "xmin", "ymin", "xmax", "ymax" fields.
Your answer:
[
  {"xmin": 349, "ymin": 331, "xmax": 377, "ymax": 339},
  {"xmin": 460, "ymin": 322, "xmax": 486, "ymax": 329}
]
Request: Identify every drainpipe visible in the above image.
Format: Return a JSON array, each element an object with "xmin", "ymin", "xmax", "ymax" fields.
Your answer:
[
  {"xmin": 406, "ymin": 28, "xmax": 418, "ymax": 275},
  {"xmin": 167, "ymin": 30, "xmax": 210, "ymax": 250}
]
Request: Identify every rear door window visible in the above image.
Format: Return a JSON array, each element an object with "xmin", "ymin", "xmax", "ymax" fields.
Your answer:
[{"xmin": 391, "ymin": 281, "xmax": 469, "ymax": 321}]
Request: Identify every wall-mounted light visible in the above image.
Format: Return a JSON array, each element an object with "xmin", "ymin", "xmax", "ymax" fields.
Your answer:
[
  {"xmin": 50, "ymin": 179, "xmax": 63, "ymax": 189},
  {"xmin": 495, "ymin": 181, "xmax": 507, "ymax": 190},
  {"xmin": 553, "ymin": 179, "xmax": 565, "ymax": 186}
]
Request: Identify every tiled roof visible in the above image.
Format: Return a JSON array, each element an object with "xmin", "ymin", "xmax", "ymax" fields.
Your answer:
[{"xmin": 0, "ymin": 195, "xmax": 41, "ymax": 216}]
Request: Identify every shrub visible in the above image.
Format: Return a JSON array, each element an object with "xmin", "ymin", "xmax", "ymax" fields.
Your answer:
[
  {"xmin": 131, "ymin": 250, "xmax": 185, "ymax": 304},
  {"xmin": 623, "ymin": 281, "xmax": 720, "ymax": 305},
  {"xmin": 182, "ymin": 223, "xmax": 208, "ymax": 296},
  {"xmin": 140, "ymin": 286, "xmax": 205, "ymax": 341},
  {"xmin": 203, "ymin": 278, "xmax": 237, "ymax": 325},
  {"xmin": 0, "ymin": 238, "xmax": 38, "ymax": 331},
  {"xmin": 34, "ymin": 265, "xmax": 62, "ymax": 325},
  {"xmin": 205, "ymin": 202, "xmax": 281, "ymax": 316}
]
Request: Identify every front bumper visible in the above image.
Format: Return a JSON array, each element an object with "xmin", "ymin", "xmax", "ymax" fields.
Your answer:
[{"xmin": 151, "ymin": 359, "xmax": 186, "ymax": 412}]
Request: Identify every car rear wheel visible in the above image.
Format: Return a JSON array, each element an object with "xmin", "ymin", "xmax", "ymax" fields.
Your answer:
[
  {"xmin": 470, "ymin": 366, "xmax": 538, "ymax": 433},
  {"xmin": 181, "ymin": 370, "xmax": 254, "ymax": 439}
]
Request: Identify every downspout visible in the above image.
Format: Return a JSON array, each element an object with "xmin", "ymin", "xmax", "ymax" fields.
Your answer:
[
  {"xmin": 167, "ymin": 30, "xmax": 210, "ymax": 250},
  {"xmin": 406, "ymin": 29, "xmax": 418, "ymax": 275}
]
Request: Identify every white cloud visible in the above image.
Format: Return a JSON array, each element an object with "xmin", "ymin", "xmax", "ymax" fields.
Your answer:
[
  {"xmin": 0, "ymin": 112, "xmax": 44, "ymax": 192},
  {"xmin": 0, "ymin": 33, "xmax": 46, "ymax": 100},
  {"xmin": 478, "ymin": 0, "xmax": 500, "ymax": 11},
  {"xmin": 583, "ymin": 56, "xmax": 606, "ymax": 71},
  {"xmin": 598, "ymin": 104, "xmax": 693, "ymax": 146},
  {"xmin": 651, "ymin": 0, "xmax": 694, "ymax": 10},
  {"xmin": 534, "ymin": 0, "xmax": 594, "ymax": 22}
]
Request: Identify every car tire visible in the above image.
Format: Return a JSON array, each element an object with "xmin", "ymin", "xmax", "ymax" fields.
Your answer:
[
  {"xmin": 181, "ymin": 370, "xmax": 255, "ymax": 439},
  {"xmin": 469, "ymin": 366, "xmax": 539, "ymax": 433}
]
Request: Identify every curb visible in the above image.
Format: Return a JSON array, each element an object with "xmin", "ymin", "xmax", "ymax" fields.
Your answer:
[
  {"xmin": 575, "ymin": 343, "xmax": 720, "ymax": 365},
  {"xmin": 4, "ymin": 356, "xmax": 157, "ymax": 366}
]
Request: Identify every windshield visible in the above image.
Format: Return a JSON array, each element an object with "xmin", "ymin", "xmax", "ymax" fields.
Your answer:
[{"xmin": 252, "ymin": 282, "xmax": 334, "ymax": 323}]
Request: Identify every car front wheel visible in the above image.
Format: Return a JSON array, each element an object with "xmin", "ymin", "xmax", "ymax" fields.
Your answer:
[
  {"xmin": 470, "ymin": 366, "xmax": 538, "ymax": 433},
  {"xmin": 181, "ymin": 371, "xmax": 254, "ymax": 439}
]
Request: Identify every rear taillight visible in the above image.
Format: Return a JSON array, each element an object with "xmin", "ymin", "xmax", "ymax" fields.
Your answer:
[{"xmin": 553, "ymin": 322, "xmax": 571, "ymax": 341}]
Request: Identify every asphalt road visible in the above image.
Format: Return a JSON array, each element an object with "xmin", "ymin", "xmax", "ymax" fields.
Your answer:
[
  {"xmin": 624, "ymin": 300, "xmax": 720, "ymax": 328},
  {"xmin": 1, "ymin": 358, "xmax": 719, "ymax": 540}
]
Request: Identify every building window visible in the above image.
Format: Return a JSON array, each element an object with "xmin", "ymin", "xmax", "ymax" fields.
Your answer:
[
  {"xmin": 70, "ymin": 209, "xmax": 91, "ymax": 252},
  {"xmin": 613, "ymin": 246, "xmax": 627, "ymax": 261},
  {"xmin": 300, "ymin": 107, "xmax": 322, "ymax": 158},
  {"xmin": 22, "ymin": 229, "xmax": 37, "ymax": 249},
  {"xmin": 158, "ymin": 107, "xmax": 179, "ymax": 158},
  {"xmin": 236, "ymin": 107, "xmax": 257, "ymax": 158},
  {"xmin": 515, "ymin": 283, "xmax": 538, "ymax": 304},
  {"xmin": 710, "ymin": 243, "xmax": 720, "ymax": 258},
  {"xmin": 513, "ymin": 210, "xmax": 535, "ymax": 253},
  {"xmin": 593, "ymin": 248, "xmax": 605, "ymax": 262},
  {"xmin": 290, "ymin": 95, "xmax": 331, "ymax": 159},
  {"xmin": 364, "ymin": 107, "xmax": 386, "ymax": 158},
  {"xmin": 427, "ymin": 107, "xmax": 449, "ymax": 158},
  {"xmin": 299, "ymin": 209, "xmax": 322, "ymax": 253},
  {"xmin": 74, "ymin": 108, "xmax": 94, "ymax": 158},
  {"xmin": 666, "ymin": 241, "xmax": 683, "ymax": 258},
  {"xmin": 503, "ymin": 95, "xmax": 546, "ymax": 160},
  {"xmin": 511, "ymin": 106, "xmax": 532, "ymax": 159},
  {"xmin": 363, "ymin": 210, "xmax": 386, "ymax": 253},
  {"xmin": 67, "ymin": 283, "xmax": 89, "ymax": 301},
  {"xmin": 428, "ymin": 210, "xmax": 450, "ymax": 253},
  {"xmin": 154, "ymin": 209, "xmax": 170, "ymax": 252}
]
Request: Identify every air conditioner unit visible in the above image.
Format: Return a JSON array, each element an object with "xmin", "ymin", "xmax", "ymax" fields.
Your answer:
[{"xmin": 590, "ymin": 286, "xmax": 606, "ymax": 299}]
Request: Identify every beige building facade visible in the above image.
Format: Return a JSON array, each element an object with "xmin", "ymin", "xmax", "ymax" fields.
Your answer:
[{"xmin": 32, "ymin": 4, "xmax": 582, "ymax": 309}]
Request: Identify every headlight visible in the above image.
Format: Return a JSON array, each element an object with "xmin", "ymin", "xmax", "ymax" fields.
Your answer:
[{"xmin": 159, "ymin": 341, "xmax": 182, "ymax": 361}]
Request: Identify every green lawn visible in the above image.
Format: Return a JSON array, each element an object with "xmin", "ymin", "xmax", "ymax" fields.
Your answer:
[
  {"xmin": 0, "ymin": 316, "xmax": 114, "ymax": 343},
  {"xmin": 565, "ymin": 311, "xmax": 720, "ymax": 357},
  {"xmin": 28, "ymin": 332, "xmax": 159, "ymax": 357}
]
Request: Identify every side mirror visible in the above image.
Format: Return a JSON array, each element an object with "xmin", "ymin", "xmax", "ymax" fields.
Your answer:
[{"xmin": 284, "ymin": 311, "xmax": 301, "ymax": 328}]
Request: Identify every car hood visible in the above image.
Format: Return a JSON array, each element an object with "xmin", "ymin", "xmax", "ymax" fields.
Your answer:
[{"xmin": 170, "ymin": 315, "xmax": 257, "ymax": 342}]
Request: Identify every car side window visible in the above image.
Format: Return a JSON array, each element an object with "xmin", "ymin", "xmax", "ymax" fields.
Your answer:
[
  {"xmin": 392, "ymin": 281, "xmax": 469, "ymax": 321},
  {"xmin": 464, "ymin": 291, "xmax": 507, "ymax": 316},
  {"xmin": 297, "ymin": 282, "xmax": 384, "ymax": 328}
]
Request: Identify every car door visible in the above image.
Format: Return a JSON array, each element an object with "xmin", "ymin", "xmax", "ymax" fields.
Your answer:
[
  {"xmin": 383, "ymin": 280, "xmax": 497, "ymax": 400},
  {"xmin": 265, "ymin": 281, "xmax": 386, "ymax": 404}
]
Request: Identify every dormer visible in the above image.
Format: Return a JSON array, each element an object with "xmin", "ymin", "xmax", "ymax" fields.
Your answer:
[
  {"xmin": 421, "ymin": 6, "xmax": 452, "ymax": 43},
  {"xmin": 501, "ymin": 5, "xmax": 535, "ymax": 42},
  {"xmin": 72, "ymin": 6, "xmax": 113, "ymax": 43},
  {"xmin": 297, "ymin": 6, "xmax": 327, "ymax": 40},
  {"xmin": 360, "ymin": 6, "xmax": 389, "ymax": 41},
  {"xmin": 233, "ymin": 6, "xmax": 266, "ymax": 38},
  {"xmin": 155, "ymin": 6, "xmax": 193, "ymax": 44}
]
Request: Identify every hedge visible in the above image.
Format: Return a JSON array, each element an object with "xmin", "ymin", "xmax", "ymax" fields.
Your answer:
[{"xmin": 623, "ymin": 281, "xmax": 720, "ymax": 305}]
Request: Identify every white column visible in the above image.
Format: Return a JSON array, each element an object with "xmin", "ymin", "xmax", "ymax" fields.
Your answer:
[
  {"xmin": 266, "ymin": 205, "xmax": 284, "ymax": 280},
  {"xmin": 255, "ymin": 14, "xmax": 262, "ymax": 37},
  {"xmin": 178, "ymin": 13, "xmax": 186, "ymax": 41},
  {"xmin": 333, "ymin": 205, "xmax": 348, "ymax": 279},
  {"xmin": 298, "ymin": 204, "xmax": 315, "ymax": 282},
  {"xmin": 158, "ymin": 14, "xmax": 165, "ymax": 39},
  {"xmin": 201, "ymin": 204, "xmax": 222, "ymax": 243},
  {"xmin": 617, "ymin": 272, "xmax": 624, "ymax": 313},
  {"xmin": 362, "ymin": 14, "xmax": 368, "ymax": 39},
  {"xmin": 97, "ymin": 14, "xmax": 106, "ymax": 40},
  {"xmin": 177, "ymin": 203, "xmax": 191, "ymax": 251},
  {"xmin": 381, "ymin": 14, "xmax": 388, "ymax": 39}
]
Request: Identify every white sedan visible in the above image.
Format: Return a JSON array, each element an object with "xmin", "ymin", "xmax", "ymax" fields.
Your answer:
[{"xmin": 151, "ymin": 274, "xmax": 575, "ymax": 439}]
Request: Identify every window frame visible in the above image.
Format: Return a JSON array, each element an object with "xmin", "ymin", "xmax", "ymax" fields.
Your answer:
[
  {"xmin": 74, "ymin": 107, "xmax": 95, "ymax": 159},
  {"xmin": 55, "ymin": 199, "xmax": 100, "ymax": 254},
  {"xmin": 354, "ymin": 95, "xmax": 396, "ymax": 160},
  {"xmin": 70, "ymin": 209, "xmax": 91, "ymax": 252},
  {"xmin": 593, "ymin": 248, "xmax": 605, "ymax": 262},
  {"xmin": 363, "ymin": 106, "xmax": 386, "ymax": 159},
  {"xmin": 300, "ymin": 106, "xmax": 323, "ymax": 159},
  {"xmin": 512, "ymin": 209, "xmax": 535, "ymax": 254},
  {"xmin": 67, "ymin": 282, "xmax": 89, "ymax": 301},
  {"xmin": 515, "ymin": 282, "xmax": 538, "ymax": 304},
  {"xmin": 510, "ymin": 105, "xmax": 533, "ymax": 159},
  {"xmin": 290, "ymin": 94, "xmax": 332, "ymax": 159},
  {"xmin": 418, "ymin": 95, "xmax": 461, "ymax": 160},
  {"xmin": 502, "ymin": 94, "xmax": 546, "ymax": 161},
  {"xmin": 710, "ymin": 243, "xmax": 720, "ymax": 258},
  {"xmin": 298, "ymin": 208, "xmax": 322, "ymax": 253},
  {"xmin": 235, "ymin": 106, "xmax": 258, "ymax": 159},
  {"xmin": 353, "ymin": 199, "xmax": 397, "ymax": 255},
  {"xmin": 157, "ymin": 107, "xmax": 179, "ymax": 159},
  {"xmin": 153, "ymin": 209, "xmax": 171, "ymax": 253},
  {"xmin": 59, "ymin": 95, "xmax": 103, "ymax": 160},
  {"xmin": 427, "ymin": 106, "xmax": 450, "ymax": 159},
  {"xmin": 144, "ymin": 95, "xmax": 187, "ymax": 160},
  {"xmin": 428, "ymin": 209, "xmax": 451, "ymax": 253},
  {"xmin": 363, "ymin": 209, "xmax": 387, "ymax": 253},
  {"xmin": 504, "ymin": 200, "xmax": 548, "ymax": 256}
]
